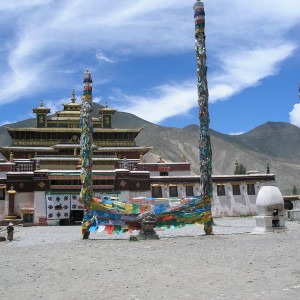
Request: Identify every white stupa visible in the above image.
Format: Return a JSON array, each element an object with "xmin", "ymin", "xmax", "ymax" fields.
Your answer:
[{"xmin": 253, "ymin": 185, "xmax": 286, "ymax": 233}]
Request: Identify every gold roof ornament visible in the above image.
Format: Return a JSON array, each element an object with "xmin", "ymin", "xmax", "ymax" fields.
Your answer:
[
  {"xmin": 33, "ymin": 100, "xmax": 50, "ymax": 114},
  {"xmin": 71, "ymin": 89, "xmax": 76, "ymax": 103},
  {"xmin": 98, "ymin": 100, "xmax": 116, "ymax": 115}
]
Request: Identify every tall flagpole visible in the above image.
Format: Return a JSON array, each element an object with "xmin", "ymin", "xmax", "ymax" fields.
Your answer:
[
  {"xmin": 193, "ymin": 0, "xmax": 213, "ymax": 234},
  {"xmin": 80, "ymin": 69, "xmax": 94, "ymax": 239}
]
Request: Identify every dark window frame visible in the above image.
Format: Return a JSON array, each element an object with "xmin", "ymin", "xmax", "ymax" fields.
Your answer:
[
  {"xmin": 247, "ymin": 183, "xmax": 255, "ymax": 195},
  {"xmin": 169, "ymin": 186, "xmax": 178, "ymax": 197},
  {"xmin": 152, "ymin": 186, "xmax": 162, "ymax": 198},
  {"xmin": 160, "ymin": 172, "xmax": 169, "ymax": 176},
  {"xmin": 0, "ymin": 188, "xmax": 5, "ymax": 200},
  {"xmin": 186, "ymin": 185, "xmax": 194, "ymax": 197},
  {"xmin": 232, "ymin": 184, "xmax": 241, "ymax": 195},
  {"xmin": 217, "ymin": 184, "xmax": 226, "ymax": 196}
]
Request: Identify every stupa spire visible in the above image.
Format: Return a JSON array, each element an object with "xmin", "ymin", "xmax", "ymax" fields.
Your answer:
[{"xmin": 71, "ymin": 88, "xmax": 76, "ymax": 103}]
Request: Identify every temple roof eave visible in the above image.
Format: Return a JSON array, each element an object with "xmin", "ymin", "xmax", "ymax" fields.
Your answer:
[
  {"xmin": 0, "ymin": 146, "xmax": 55, "ymax": 151},
  {"xmin": 96, "ymin": 146, "xmax": 152, "ymax": 152},
  {"xmin": 0, "ymin": 145, "xmax": 151, "ymax": 152},
  {"xmin": 33, "ymin": 108, "xmax": 51, "ymax": 113},
  {"xmin": 5, "ymin": 127, "xmax": 143, "ymax": 133},
  {"xmin": 33, "ymin": 156, "xmax": 119, "ymax": 161}
]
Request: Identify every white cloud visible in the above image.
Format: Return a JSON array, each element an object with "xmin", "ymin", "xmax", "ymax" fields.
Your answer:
[
  {"xmin": 0, "ymin": 0, "xmax": 52, "ymax": 12},
  {"xmin": 229, "ymin": 132, "xmax": 245, "ymax": 136},
  {"xmin": 116, "ymin": 82, "xmax": 196, "ymax": 123},
  {"xmin": 43, "ymin": 98, "xmax": 68, "ymax": 115},
  {"xmin": 209, "ymin": 44, "xmax": 297, "ymax": 102},
  {"xmin": 0, "ymin": 0, "xmax": 191, "ymax": 107},
  {"xmin": 113, "ymin": 44, "xmax": 296, "ymax": 123},
  {"xmin": 92, "ymin": 97, "xmax": 102, "ymax": 104},
  {"xmin": 289, "ymin": 103, "xmax": 300, "ymax": 127},
  {"xmin": 96, "ymin": 52, "xmax": 114, "ymax": 64},
  {"xmin": 0, "ymin": 0, "xmax": 300, "ymax": 126}
]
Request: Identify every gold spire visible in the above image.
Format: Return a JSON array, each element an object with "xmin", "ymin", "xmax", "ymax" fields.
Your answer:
[{"xmin": 71, "ymin": 89, "xmax": 76, "ymax": 103}]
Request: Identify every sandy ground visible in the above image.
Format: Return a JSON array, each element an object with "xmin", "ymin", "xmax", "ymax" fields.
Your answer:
[{"xmin": 0, "ymin": 217, "xmax": 300, "ymax": 300}]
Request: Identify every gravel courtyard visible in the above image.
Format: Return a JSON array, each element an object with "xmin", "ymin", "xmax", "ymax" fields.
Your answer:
[{"xmin": 0, "ymin": 217, "xmax": 299, "ymax": 300}]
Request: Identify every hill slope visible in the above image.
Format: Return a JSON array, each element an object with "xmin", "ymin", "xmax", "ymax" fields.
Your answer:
[
  {"xmin": 0, "ymin": 106, "xmax": 299, "ymax": 194},
  {"xmin": 136, "ymin": 122, "xmax": 300, "ymax": 195}
]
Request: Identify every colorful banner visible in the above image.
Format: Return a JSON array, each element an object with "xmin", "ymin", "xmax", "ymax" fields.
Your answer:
[{"xmin": 81, "ymin": 196, "xmax": 213, "ymax": 236}]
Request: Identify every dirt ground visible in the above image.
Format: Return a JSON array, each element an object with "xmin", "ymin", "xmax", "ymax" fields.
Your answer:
[{"xmin": 0, "ymin": 218, "xmax": 299, "ymax": 300}]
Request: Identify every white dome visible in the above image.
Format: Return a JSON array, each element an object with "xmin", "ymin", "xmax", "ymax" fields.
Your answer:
[{"xmin": 256, "ymin": 186, "xmax": 284, "ymax": 216}]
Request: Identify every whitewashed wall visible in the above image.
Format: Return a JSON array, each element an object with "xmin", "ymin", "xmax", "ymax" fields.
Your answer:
[
  {"xmin": 34, "ymin": 191, "xmax": 46, "ymax": 224},
  {"xmin": 0, "ymin": 200, "xmax": 5, "ymax": 219},
  {"xmin": 212, "ymin": 182, "xmax": 261, "ymax": 217},
  {"xmin": 128, "ymin": 191, "xmax": 151, "ymax": 199},
  {"xmin": 15, "ymin": 192, "xmax": 34, "ymax": 217}
]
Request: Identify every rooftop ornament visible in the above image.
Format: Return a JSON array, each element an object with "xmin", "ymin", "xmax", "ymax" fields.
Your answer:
[{"xmin": 71, "ymin": 89, "xmax": 76, "ymax": 103}]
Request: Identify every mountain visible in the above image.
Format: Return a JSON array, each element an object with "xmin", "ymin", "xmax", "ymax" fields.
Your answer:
[
  {"xmin": 136, "ymin": 121, "xmax": 300, "ymax": 195},
  {"xmin": 0, "ymin": 104, "xmax": 299, "ymax": 195}
]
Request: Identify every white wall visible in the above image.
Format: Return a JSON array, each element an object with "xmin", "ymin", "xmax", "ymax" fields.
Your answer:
[
  {"xmin": 128, "ymin": 190, "xmax": 151, "ymax": 199},
  {"xmin": 118, "ymin": 190, "xmax": 130, "ymax": 201},
  {"xmin": 0, "ymin": 192, "xmax": 34, "ymax": 219},
  {"xmin": 0, "ymin": 200, "xmax": 5, "ymax": 219},
  {"xmin": 34, "ymin": 191, "xmax": 46, "ymax": 224},
  {"xmin": 15, "ymin": 192, "xmax": 34, "ymax": 217},
  {"xmin": 150, "ymin": 170, "xmax": 192, "ymax": 177},
  {"xmin": 212, "ymin": 182, "xmax": 261, "ymax": 217}
]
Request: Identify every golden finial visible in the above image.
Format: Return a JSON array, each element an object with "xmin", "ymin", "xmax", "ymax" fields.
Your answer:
[{"xmin": 71, "ymin": 89, "xmax": 76, "ymax": 103}]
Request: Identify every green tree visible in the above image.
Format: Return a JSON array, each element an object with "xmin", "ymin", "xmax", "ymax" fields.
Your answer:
[
  {"xmin": 234, "ymin": 161, "xmax": 247, "ymax": 175},
  {"xmin": 292, "ymin": 186, "xmax": 298, "ymax": 195}
]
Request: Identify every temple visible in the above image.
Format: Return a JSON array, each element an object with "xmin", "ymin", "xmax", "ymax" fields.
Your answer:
[
  {"xmin": 0, "ymin": 74, "xmax": 276, "ymax": 225},
  {"xmin": 0, "ymin": 90, "xmax": 150, "ymax": 169}
]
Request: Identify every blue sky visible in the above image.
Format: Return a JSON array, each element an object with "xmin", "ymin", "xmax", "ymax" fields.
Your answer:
[{"xmin": 0, "ymin": 0, "xmax": 299, "ymax": 134}]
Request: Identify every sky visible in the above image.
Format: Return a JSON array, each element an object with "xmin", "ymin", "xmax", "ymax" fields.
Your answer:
[{"xmin": 0, "ymin": 0, "xmax": 300, "ymax": 135}]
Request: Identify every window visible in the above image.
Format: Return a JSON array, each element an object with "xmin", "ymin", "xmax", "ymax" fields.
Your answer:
[
  {"xmin": 217, "ymin": 184, "xmax": 225, "ymax": 196},
  {"xmin": 169, "ymin": 186, "xmax": 178, "ymax": 197},
  {"xmin": 160, "ymin": 172, "xmax": 168, "ymax": 176},
  {"xmin": 232, "ymin": 184, "xmax": 241, "ymax": 195},
  {"xmin": 186, "ymin": 186, "xmax": 194, "ymax": 197},
  {"xmin": 247, "ymin": 184, "xmax": 255, "ymax": 195},
  {"xmin": 0, "ymin": 188, "xmax": 5, "ymax": 200},
  {"xmin": 152, "ymin": 186, "xmax": 162, "ymax": 198}
]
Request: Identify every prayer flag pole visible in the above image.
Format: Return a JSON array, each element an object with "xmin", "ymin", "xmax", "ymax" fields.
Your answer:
[
  {"xmin": 80, "ymin": 69, "xmax": 94, "ymax": 239},
  {"xmin": 193, "ymin": 0, "xmax": 213, "ymax": 234}
]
